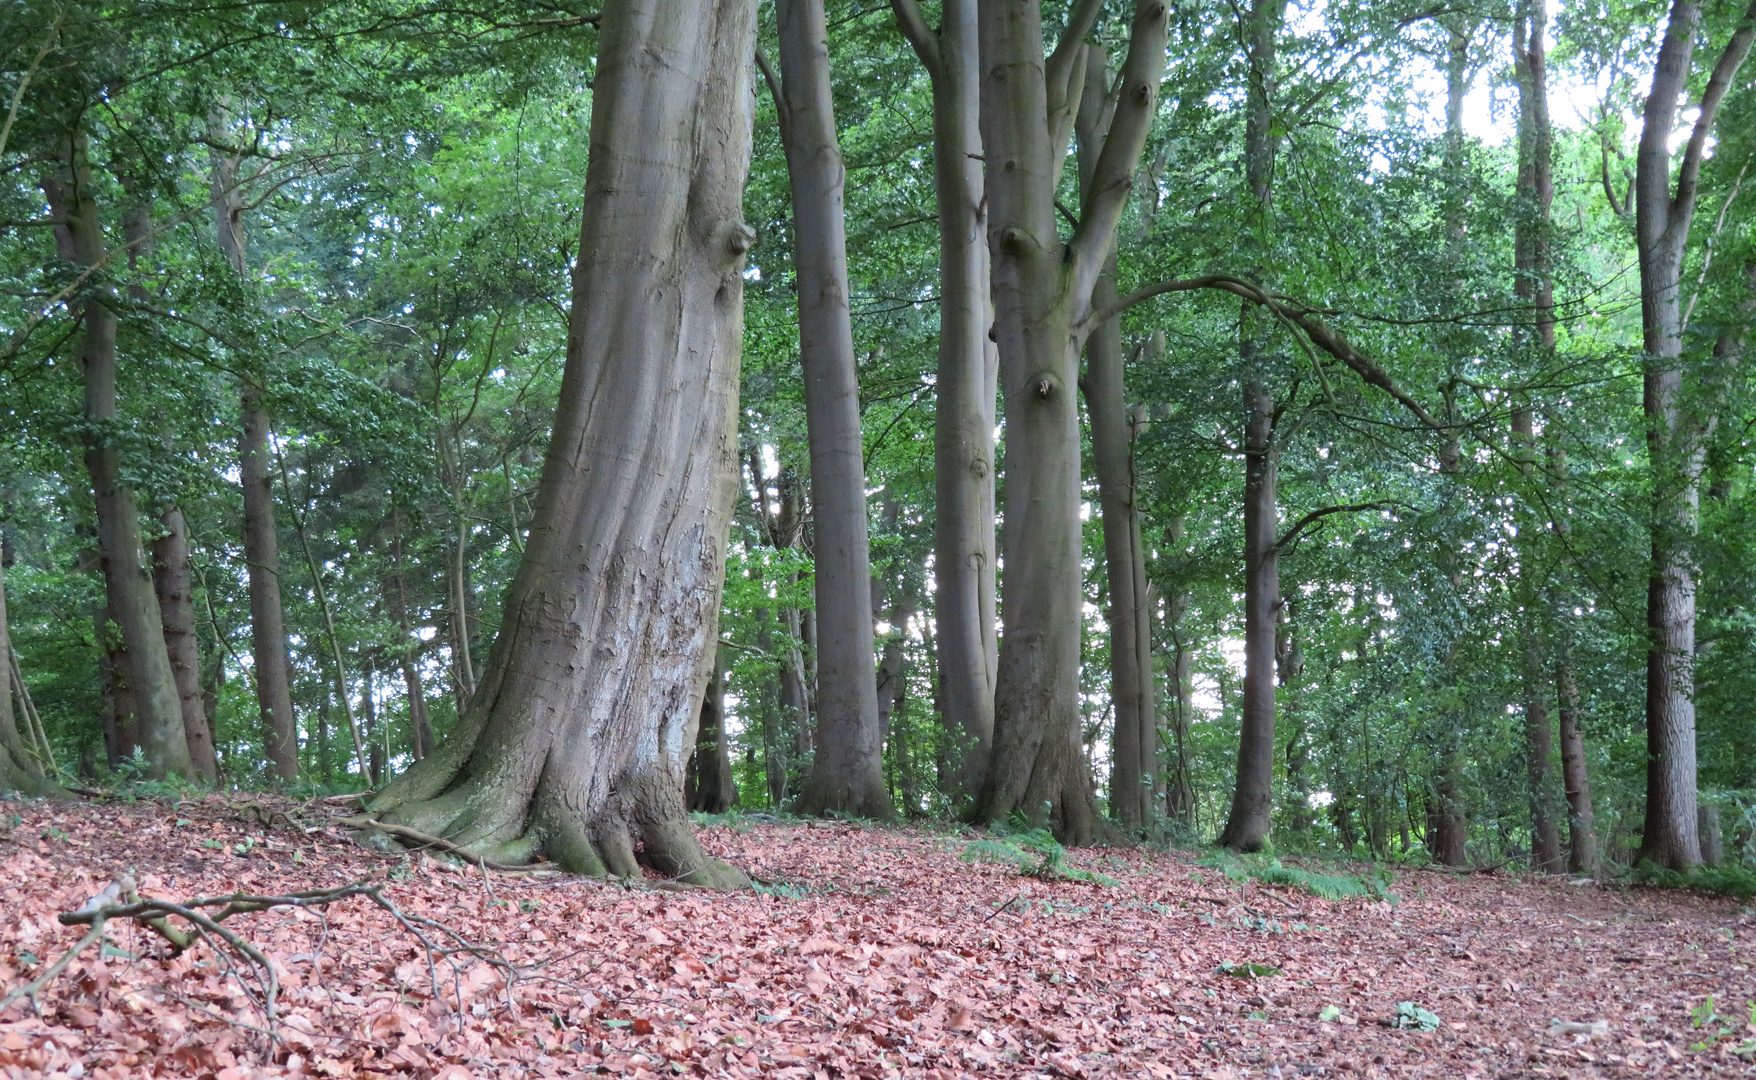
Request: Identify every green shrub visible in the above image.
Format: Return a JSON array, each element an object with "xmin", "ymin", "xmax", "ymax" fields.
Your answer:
[
  {"xmin": 961, "ymin": 828, "xmax": 1118, "ymax": 886},
  {"xmin": 1631, "ymin": 862, "xmax": 1756, "ymax": 901},
  {"xmin": 1200, "ymin": 851, "xmax": 1397, "ymax": 902}
]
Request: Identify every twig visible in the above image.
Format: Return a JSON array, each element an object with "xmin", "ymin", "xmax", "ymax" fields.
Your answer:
[{"xmin": 984, "ymin": 892, "xmax": 1026, "ymax": 923}]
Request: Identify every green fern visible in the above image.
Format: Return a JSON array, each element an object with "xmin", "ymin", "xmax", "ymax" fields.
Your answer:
[{"xmin": 961, "ymin": 829, "xmax": 1117, "ymax": 886}]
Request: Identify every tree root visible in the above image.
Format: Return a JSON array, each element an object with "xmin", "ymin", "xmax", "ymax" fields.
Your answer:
[{"xmin": 336, "ymin": 815, "xmax": 557, "ymax": 873}]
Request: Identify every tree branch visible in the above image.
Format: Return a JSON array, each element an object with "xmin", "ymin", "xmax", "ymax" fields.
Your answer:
[
  {"xmin": 1046, "ymin": 0, "xmax": 1108, "ymax": 118},
  {"xmin": 1068, "ymin": 0, "xmax": 1170, "ymax": 290},
  {"xmin": 1086, "ymin": 273, "xmax": 1450, "ymax": 432},
  {"xmin": 890, "ymin": 0, "xmax": 941, "ymax": 79},
  {"xmin": 754, "ymin": 44, "xmax": 788, "ymax": 135},
  {"xmin": 1276, "ymin": 502, "xmax": 1406, "ymax": 550},
  {"xmin": 1675, "ymin": 0, "xmax": 1756, "ymax": 220}
]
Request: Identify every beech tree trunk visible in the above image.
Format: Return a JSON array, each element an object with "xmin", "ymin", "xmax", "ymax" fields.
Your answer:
[
  {"xmin": 1075, "ymin": 48, "xmax": 1156, "ymax": 832},
  {"xmin": 151, "ymin": 507, "xmax": 218, "ymax": 782},
  {"xmin": 893, "ymin": 0, "xmax": 998, "ymax": 803},
  {"xmin": 369, "ymin": 0, "xmax": 757, "ymax": 888},
  {"xmin": 1632, "ymin": 0, "xmax": 1756, "ymax": 870},
  {"xmin": 687, "ymin": 649, "xmax": 738, "ymax": 813},
  {"xmin": 1164, "ymin": 516, "xmax": 1195, "ymax": 824},
  {"xmin": 211, "ymin": 134, "xmax": 300, "ymax": 782},
  {"xmin": 43, "ymin": 135, "xmax": 192, "ymax": 782},
  {"xmin": 1218, "ymin": 0, "xmax": 1285, "ymax": 853},
  {"xmin": 973, "ymin": 0, "xmax": 1168, "ymax": 844},
  {"xmin": 765, "ymin": 0, "xmax": 891, "ymax": 819}
]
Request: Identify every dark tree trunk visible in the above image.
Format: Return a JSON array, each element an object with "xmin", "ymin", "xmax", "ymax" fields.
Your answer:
[
  {"xmin": 766, "ymin": 0, "xmax": 891, "ymax": 820},
  {"xmin": 1279, "ymin": 608, "xmax": 1311, "ymax": 831},
  {"xmin": 1633, "ymin": 0, "xmax": 1756, "ymax": 870},
  {"xmin": 893, "ymin": 0, "xmax": 998, "ymax": 802},
  {"xmin": 151, "ymin": 507, "xmax": 218, "ymax": 782},
  {"xmin": 369, "ymin": 0, "xmax": 757, "ymax": 888},
  {"xmin": 974, "ymin": 0, "xmax": 1169, "ymax": 844},
  {"xmin": 687, "ymin": 649, "xmax": 738, "ymax": 814},
  {"xmin": 1164, "ymin": 516, "xmax": 1195, "ymax": 824},
  {"xmin": 210, "ymin": 133, "xmax": 300, "ymax": 783},
  {"xmin": 1555, "ymin": 637, "xmax": 1595, "ymax": 873},
  {"xmin": 43, "ymin": 136, "xmax": 192, "ymax": 782}
]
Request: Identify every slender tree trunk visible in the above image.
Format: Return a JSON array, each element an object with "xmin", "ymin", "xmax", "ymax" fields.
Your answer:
[
  {"xmin": 763, "ymin": 0, "xmax": 891, "ymax": 819},
  {"xmin": 210, "ymin": 133, "xmax": 300, "ymax": 783},
  {"xmin": 0, "ymin": 556, "xmax": 58, "ymax": 796},
  {"xmin": 368, "ymin": 0, "xmax": 758, "ymax": 888},
  {"xmin": 1163, "ymin": 516, "xmax": 1195, "ymax": 824},
  {"xmin": 1632, "ymin": 0, "xmax": 1756, "ymax": 870},
  {"xmin": 389, "ymin": 520, "xmax": 433, "ymax": 760},
  {"xmin": 151, "ymin": 508, "xmax": 218, "ymax": 782},
  {"xmin": 687, "ymin": 648, "xmax": 738, "ymax": 813},
  {"xmin": 43, "ymin": 136, "xmax": 191, "ymax": 782},
  {"xmin": 1222, "ymin": 378, "xmax": 1280, "ymax": 850},
  {"xmin": 974, "ymin": 0, "xmax": 1169, "ymax": 844},
  {"xmin": 1218, "ymin": 0, "xmax": 1286, "ymax": 853},
  {"xmin": 876, "ymin": 571, "xmax": 919, "ymax": 756},
  {"xmin": 363, "ymin": 659, "xmax": 383, "ymax": 787},
  {"xmin": 895, "ymin": 0, "xmax": 998, "ymax": 803},
  {"xmin": 1279, "ymin": 607, "xmax": 1311, "ymax": 830},
  {"xmin": 448, "ymin": 511, "xmax": 476, "ymax": 703},
  {"xmin": 1555, "ymin": 637, "xmax": 1595, "ymax": 872},
  {"xmin": 1075, "ymin": 47, "xmax": 1156, "ymax": 831}
]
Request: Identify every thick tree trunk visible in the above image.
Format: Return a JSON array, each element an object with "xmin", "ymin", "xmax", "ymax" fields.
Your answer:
[
  {"xmin": 687, "ymin": 649, "xmax": 738, "ymax": 813},
  {"xmin": 1632, "ymin": 0, "xmax": 1756, "ymax": 870},
  {"xmin": 369, "ymin": 0, "xmax": 757, "ymax": 888},
  {"xmin": 766, "ymin": 0, "xmax": 892, "ymax": 819},
  {"xmin": 151, "ymin": 507, "xmax": 218, "ymax": 782},
  {"xmin": 1075, "ymin": 48, "xmax": 1156, "ymax": 832},
  {"xmin": 973, "ymin": 0, "xmax": 1168, "ymax": 844},
  {"xmin": 43, "ymin": 137, "xmax": 192, "ymax": 782},
  {"xmin": 211, "ymin": 138, "xmax": 301, "ymax": 783},
  {"xmin": 893, "ymin": 0, "xmax": 998, "ymax": 803}
]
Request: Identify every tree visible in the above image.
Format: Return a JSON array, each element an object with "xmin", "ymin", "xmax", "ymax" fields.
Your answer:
[
  {"xmin": 367, "ymin": 0, "xmax": 757, "ymax": 887},
  {"xmin": 1632, "ymin": 0, "xmax": 1756, "ymax": 871},
  {"xmin": 210, "ymin": 127, "xmax": 300, "ymax": 783},
  {"xmin": 973, "ymin": 0, "xmax": 1169, "ymax": 843},
  {"xmin": 763, "ymin": 0, "xmax": 893, "ymax": 820},
  {"xmin": 891, "ymin": 0, "xmax": 998, "ymax": 803}
]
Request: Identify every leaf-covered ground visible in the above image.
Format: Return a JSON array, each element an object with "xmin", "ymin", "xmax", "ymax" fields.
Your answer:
[{"xmin": 1, "ymin": 795, "xmax": 1752, "ymax": 1078}]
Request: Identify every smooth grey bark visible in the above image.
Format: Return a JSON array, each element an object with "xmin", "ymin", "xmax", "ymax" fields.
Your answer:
[
  {"xmin": 762, "ymin": 0, "xmax": 892, "ymax": 820},
  {"xmin": 151, "ymin": 507, "xmax": 218, "ymax": 782},
  {"xmin": 370, "ymin": 0, "xmax": 757, "ymax": 888},
  {"xmin": 1074, "ymin": 47, "xmax": 1156, "ymax": 831},
  {"xmin": 974, "ymin": 0, "xmax": 1169, "ymax": 844},
  {"xmin": 211, "ymin": 132, "xmax": 300, "ymax": 783},
  {"xmin": 1633, "ymin": 0, "xmax": 1756, "ymax": 870},
  {"xmin": 893, "ymin": 0, "xmax": 998, "ymax": 803},
  {"xmin": 687, "ymin": 649, "xmax": 738, "ymax": 813},
  {"xmin": 1219, "ymin": 0, "xmax": 1286, "ymax": 852},
  {"xmin": 43, "ymin": 135, "xmax": 192, "ymax": 782}
]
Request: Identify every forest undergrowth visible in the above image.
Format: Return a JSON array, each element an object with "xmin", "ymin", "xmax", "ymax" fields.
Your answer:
[{"xmin": 1, "ymin": 794, "xmax": 1752, "ymax": 1079}]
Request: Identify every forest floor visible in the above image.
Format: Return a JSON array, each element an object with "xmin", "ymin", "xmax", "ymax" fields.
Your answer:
[{"xmin": 0, "ymin": 794, "xmax": 1752, "ymax": 1079}]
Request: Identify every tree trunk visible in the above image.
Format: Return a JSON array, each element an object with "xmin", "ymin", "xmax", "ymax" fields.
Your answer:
[
  {"xmin": 765, "ymin": 0, "xmax": 891, "ymax": 820},
  {"xmin": 1555, "ymin": 641, "xmax": 1596, "ymax": 873},
  {"xmin": 210, "ymin": 135, "xmax": 301, "ymax": 783},
  {"xmin": 687, "ymin": 648, "xmax": 738, "ymax": 813},
  {"xmin": 876, "ymin": 571, "xmax": 919, "ymax": 755},
  {"xmin": 1218, "ymin": 0, "xmax": 1285, "ymax": 854},
  {"xmin": 390, "ymin": 522, "xmax": 434, "ymax": 760},
  {"xmin": 1279, "ymin": 607, "xmax": 1311, "ymax": 831},
  {"xmin": 1164, "ymin": 516, "xmax": 1195, "ymax": 824},
  {"xmin": 974, "ymin": 0, "xmax": 1169, "ymax": 844},
  {"xmin": 1632, "ymin": 0, "xmax": 1756, "ymax": 870},
  {"xmin": 1075, "ymin": 47, "xmax": 1156, "ymax": 832},
  {"xmin": 0, "ymin": 556, "xmax": 59, "ymax": 796},
  {"xmin": 363, "ymin": 659, "xmax": 383, "ymax": 788},
  {"xmin": 368, "ymin": 0, "xmax": 757, "ymax": 888},
  {"xmin": 43, "ymin": 136, "xmax": 192, "ymax": 782},
  {"xmin": 151, "ymin": 507, "xmax": 218, "ymax": 782},
  {"xmin": 893, "ymin": 0, "xmax": 998, "ymax": 803}
]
